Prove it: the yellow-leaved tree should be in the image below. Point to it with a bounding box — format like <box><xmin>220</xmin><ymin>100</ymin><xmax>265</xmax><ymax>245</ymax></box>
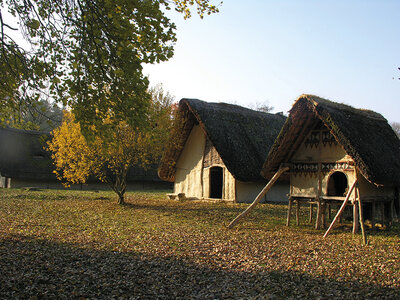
<box><xmin>48</xmin><ymin>85</ymin><xmax>174</xmax><ymax>204</ymax></box>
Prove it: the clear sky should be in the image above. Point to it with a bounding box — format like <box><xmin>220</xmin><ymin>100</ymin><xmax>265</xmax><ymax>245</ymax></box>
<box><xmin>143</xmin><ymin>0</ymin><xmax>400</xmax><ymax>122</ymax></box>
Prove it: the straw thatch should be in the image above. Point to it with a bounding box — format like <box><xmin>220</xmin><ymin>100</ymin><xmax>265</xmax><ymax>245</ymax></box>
<box><xmin>261</xmin><ymin>94</ymin><xmax>400</xmax><ymax>186</ymax></box>
<box><xmin>158</xmin><ymin>99</ymin><xmax>286</xmax><ymax>182</ymax></box>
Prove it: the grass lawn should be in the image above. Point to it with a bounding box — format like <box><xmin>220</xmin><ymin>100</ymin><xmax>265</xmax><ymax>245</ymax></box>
<box><xmin>0</xmin><ymin>188</ymin><xmax>399</xmax><ymax>299</ymax></box>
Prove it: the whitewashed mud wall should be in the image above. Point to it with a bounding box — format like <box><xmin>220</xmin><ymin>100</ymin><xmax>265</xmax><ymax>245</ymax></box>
<box><xmin>236</xmin><ymin>180</ymin><xmax>289</xmax><ymax>203</ymax></box>
<box><xmin>174</xmin><ymin>125</ymin><xmax>206</xmax><ymax>198</ymax></box>
<box><xmin>290</xmin><ymin>129</ymin><xmax>356</xmax><ymax>197</ymax></box>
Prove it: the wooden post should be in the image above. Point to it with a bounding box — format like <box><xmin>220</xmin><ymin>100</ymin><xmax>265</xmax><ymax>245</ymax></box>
<box><xmin>322</xmin><ymin>202</ymin><xmax>327</xmax><ymax>228</ymax></box>
<box><xmin>323</xmin><ymin>180</ymin><xmax>357</xmax><ymax>238</ymax></box>
<box><xmin>391</xmin><ymin>198</ymin><xmax>398</xmax><ymax>220</ymax></box>
<box><xmin>352</xmin><ymin>200</ymin><xmax>359</xmax><ymax>234</ymax></box>
<box><xmin>356</xmin><ymin>186</ymin><xmax>367</xmax><ymax>245</ymax></box>
<box><xmin>287</xmin><ymin>197</ymin><xmax>293</xmax><ymax>226</ymax></box>
<box><xmin>371</xmin><ymin>201</ymin><xmax>376</xmax><ymax>230</ymax></box>
<box><xmin>381</xmin><ymin>202</ymin><xmax>385</xmax><ymax>226</ymax></box>
<box><xmin>296</xmin><ymin>200</ymin><xmax>300</xmax><ymax>226</ymax></box>
<box><xmin>228</xmin><ymin>166</ymin><xmax>289</xmax><ymax>229</ymax></box>
<box><xmin>327</xmin><ymin>203</ymin><xmax>331</xmax><ymax>220</ymax></box>
<box><xmin>309</xmin><ymin>203</ymin><xmax>313</xmax><ymax>224</ymax></box>
<box><xmin>315</xmin><ymin>199</ymin><xmax>322</xmax><ymax>229</ymax></box>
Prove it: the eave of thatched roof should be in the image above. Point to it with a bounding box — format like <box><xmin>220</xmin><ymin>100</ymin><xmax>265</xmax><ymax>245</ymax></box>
<box><xmin>261</xmin><ymin>94</ymin><xmax>400</xmax><ymax>186</ymax></box>
<box><xmin>158</xmin><ymin>99</ymin><xmax>286</xmax><ymax>182</ymax></box>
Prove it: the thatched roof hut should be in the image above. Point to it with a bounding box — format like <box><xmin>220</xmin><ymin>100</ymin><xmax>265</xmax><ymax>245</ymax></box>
<box><xmin>261</xmin><ymin>94</ymin><xmax>400</xmax><ymax>186</ymax></box>
<box><xmin>158</xmin><ymin>99</ymin><xmax>288</xmax><ymax>202</ymax></box>
<box><xmin>259</xmin><ymin>94</ymin><xmax>400</xmax><ymax>230</ymax></box>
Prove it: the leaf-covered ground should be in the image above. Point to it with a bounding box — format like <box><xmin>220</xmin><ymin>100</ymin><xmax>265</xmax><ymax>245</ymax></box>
<box><xmin>0</xmin><ymin>189</ymin><xmax>399</xmax><ymax>299</ymax></box>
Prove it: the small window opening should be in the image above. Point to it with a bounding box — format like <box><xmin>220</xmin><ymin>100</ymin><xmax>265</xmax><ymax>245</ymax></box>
<box><xmin>327</xmin><ymin>171</ymin><xmax>348</xmax><ymax>196</ymax></box>
<box><xmin>209</xmin><ymin>166</ymin><xmax>223</xmax><ymax>199</ymax></box>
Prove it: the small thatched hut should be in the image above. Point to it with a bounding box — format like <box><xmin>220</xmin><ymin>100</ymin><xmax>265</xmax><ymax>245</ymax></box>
<box><xmin>158</xmin><ymin>99</ymin><xmax>288</xmax><ymax>202</ymax></box>
<box><xmin>261</xmin><ymin>94</ymin><xmax>400</xmax><ymax>229</ymax></box>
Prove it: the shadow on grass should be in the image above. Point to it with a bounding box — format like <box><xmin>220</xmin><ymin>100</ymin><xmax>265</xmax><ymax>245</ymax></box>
<box><xmin>1</xmin><ymin>234</ymin><xmax>398</xmax><ymax>299</ymax></box>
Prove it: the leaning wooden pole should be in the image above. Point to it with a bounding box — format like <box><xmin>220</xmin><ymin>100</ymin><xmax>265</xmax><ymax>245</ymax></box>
<box><xmin>228</xmin><ymin>166</ymin><xmax>289</xmax><ymax>229</ymax></box>
<box><xmin>356</xmin><ymin>185</ymin><xmax>368</xmax><ymax>245</ymax></box>
<box><xmin>323</xmin><ymin>179</ymin><xmax>357</xmax><ymax>238</ymax></box>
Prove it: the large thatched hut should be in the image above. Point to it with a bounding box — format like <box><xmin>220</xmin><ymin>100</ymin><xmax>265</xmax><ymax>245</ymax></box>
<box><xmin>158</xmin><ymin>99</ymin><xmax>288</xmax><ymax>202</ymax></box>
<box><xmin>0</xmin><ymin>127</ymin><xmax>170</xmax><ymax>190</ymax></box>
<box><xmin>261</xmin><ymin>95</ymin><xmax>400</xmax><ymax>229</ymax></box>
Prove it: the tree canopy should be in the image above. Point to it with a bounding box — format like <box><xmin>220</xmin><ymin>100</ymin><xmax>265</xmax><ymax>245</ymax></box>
<box><xmin>47</xmin><ymin>84</ymin><xmax>176</xmax><ymax>204</ymax></box>
<box><xmin>0</xmin><ymin>0</ymin><xmax>220</xmax><ymax>129</ymax></box>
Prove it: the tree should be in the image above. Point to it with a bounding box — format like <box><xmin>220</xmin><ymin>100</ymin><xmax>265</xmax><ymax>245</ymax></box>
<box><xmin>391</xmin><ymin>122</ymin><xmax>400</xmax><ymax>138</ymax></box>
<box><xmin>23</xmin><ymin>99</ymin><xmax>63</xmax><ymax>131</ymax></box>
<box><xmin>1</xmin><ymin>97</ymin><xmax>63</xmax><ymax>130</ymax></box>
<box><xmin>47</xmin><ymin>85</ymin><xmax>175</xmax><ymax>204</ymax></box>
<box><xmin>249</xmin><ymin>100</ymin><xmax>274</xmax><ymax>113</ymax></box>
<box><xmin>1</xmin><ymin>0</ymin><xmax>220</xmax><ymax>129</ymax></box>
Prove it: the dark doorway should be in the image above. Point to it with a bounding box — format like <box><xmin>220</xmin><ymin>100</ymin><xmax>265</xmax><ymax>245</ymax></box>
<box><xmin>210</xmin><ymin>166</ymin><xmax>223</xmax><ymax>199</ymax></box>
<box><xmin>327</xmin><ymin>171</ymin><xmax>348</xmax><ymax>196</ymax></box>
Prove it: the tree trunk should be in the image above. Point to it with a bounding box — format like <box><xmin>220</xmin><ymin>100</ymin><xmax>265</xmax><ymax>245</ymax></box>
<box><xmin>113</xmin><ymin>168</ymin><xmax>128</xmax><ymax>205</ymax></box>
<box><xmin>117</xmin><ymin>192</ymin><xmax>125</xmax><ymax>205</ymax></box>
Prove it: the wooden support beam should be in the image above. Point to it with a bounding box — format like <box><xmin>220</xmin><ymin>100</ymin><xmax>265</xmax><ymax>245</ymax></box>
<box><xmin>287</xmin><ymin>197</ymin><xmax>293</xmax><ymax>226</ymax></box>
<box><xmin>371</xmin><ymin>201</ymin><xmax>376</xmax><ymax>230</ymax></box>
<box><xmin>391</xmin><ymin>198</ymin><xmax>398</xmax><ymax>221</ymax></box>
<box><xmin>352</xmin><ymin>200</ymin><xmax>359</xmax><ymax>234</ymax></box>
<box><xmin>309</xmin><ymin>203</ymin><xmax>313</xmax><ymax>224</ymax></box>
<box><xmin>296</xmin><ymin>200</ymin><xmax>300</xmax><ymax>226</ymax></box>
<box><xmin>356</xmin><ymin>186</ymin><xmax>367</xmax><ymax>245</ymax></box>
<box><xmin>315</xmin><ymin>199</ymin><xmax>322</xmax><ymax>229</ymax></box>
<box><xmin>323</xmin><ymin>180</ymin><xmax>357</xmax><ymax>238</ymax></box>
<box><xmin>322</xmin><ymin>202</ymin><xmax>327</xmax><ymax>228</ymax></box>
<box><xmin>228</xmin><ymin>166</ymin><xmax>289</xmax><ymax>229</ymax></box>
<box><xmin>327</xmin><ymin>203</ymin><xmax>331</xmax><ymax>220</ymax></box>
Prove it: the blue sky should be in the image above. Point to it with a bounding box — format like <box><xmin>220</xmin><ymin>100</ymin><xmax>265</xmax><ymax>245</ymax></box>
<box><xmin>143</xmin><ymin>0</ymin><xmax>400</xmax><ymax>122</ymax></box>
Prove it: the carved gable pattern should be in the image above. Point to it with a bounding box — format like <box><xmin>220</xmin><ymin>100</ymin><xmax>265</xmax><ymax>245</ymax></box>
<box><xmin>321</xmin><ymin>162</ymin><xmax>353</xmax><ymax>174</ymax></box>
<box><xmin>321</xmin><ymin>130</ymin><xmax>337</xmax><ymax>146</ymax></box>
<box><xmin>304</xmin><ymin>130</ymin><xmax>337</xmax><ymax>149</ymax></box>
<box><xmin>304</xmin><ymin>130</ymin><xmax>320</xmax><ymax>148</ymax></box>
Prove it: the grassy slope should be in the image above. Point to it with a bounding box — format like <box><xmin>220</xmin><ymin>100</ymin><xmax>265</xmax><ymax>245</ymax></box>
<box><xmin>0</xmin><ymin>189</ymin><xmax>399</xmax><ymax>299</ymax></box>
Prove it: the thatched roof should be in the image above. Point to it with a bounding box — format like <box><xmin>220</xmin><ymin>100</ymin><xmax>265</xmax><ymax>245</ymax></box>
<box><xmin>158</xmin><ymin>99</ymin><xmax>286</xmax><ymax>182</ymax></box>
<box><xmin>261</xmin><ymin>94</ymin><xmax>400</xmax><ymax>186</ymax></box>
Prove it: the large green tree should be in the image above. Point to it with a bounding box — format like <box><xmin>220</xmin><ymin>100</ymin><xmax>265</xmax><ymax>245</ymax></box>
<box><xmin>0</xmin><ymin>0</ymin><xmax>220</xmax><ymax>129</ymax></box>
